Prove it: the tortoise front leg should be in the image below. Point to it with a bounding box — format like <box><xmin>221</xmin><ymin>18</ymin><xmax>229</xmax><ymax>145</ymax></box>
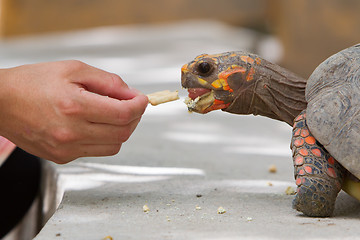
<box><xmin>291</xmin><ymin>111</ymin><xmax>346</xmax><ymax>217</ymax></box>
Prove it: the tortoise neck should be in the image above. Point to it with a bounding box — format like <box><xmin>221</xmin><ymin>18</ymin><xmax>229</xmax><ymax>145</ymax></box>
<box><xmin>225</xmin><ymin>60</ymin><xmax>307</xmax><ymax>126</ymax></box>
<box><xmin>250</xmin><ymin>61</ymin><xmax>307</xmax><ymax>126</ymax></box>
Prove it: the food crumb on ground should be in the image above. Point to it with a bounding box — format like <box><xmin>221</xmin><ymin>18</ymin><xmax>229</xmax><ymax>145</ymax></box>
<box><xmin>267</xmin><ymin>181</ymin><xmax>273</xmax><ymax>186</ymax></box>
<box><xmin>195</xmin><ymin>205</ymin><xmax>202</xmax><ymax>210</ymax></box>
<box><xmin>268</xmin><ymin>164</ymin><xmax>277</xmax><ymax>173</ymax></box>
<box><xmin>143</xmin><ymin>204</ymin><xmax>150</xmax><ymax>212</ymax></box>
<box><xmin>285</xmin><ymin>186</ymin><xmax>296</xmax><ymax>195</ymax></box>
<box><xmin>217</xmin><ymin>206</ymin><xmax>226</xmax><ymax>214</ymax></box>
<box><xmin>102</xmin><ymin>236</ymin><xmax>113</xmax><ymax>240</ymax></box>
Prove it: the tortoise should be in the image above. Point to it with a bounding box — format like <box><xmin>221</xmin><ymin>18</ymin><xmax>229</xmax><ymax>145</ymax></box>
<box><xmin>181</xmin><ymin>43</ymin><xmax>360</xmax><ymax>217</ymax></box>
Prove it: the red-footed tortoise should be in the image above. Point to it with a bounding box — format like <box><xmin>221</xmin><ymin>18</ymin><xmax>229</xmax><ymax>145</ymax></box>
<box><xmin>181</xmin><ymin>44</ymin><xmax>360</xmax><ymax>217</ymax></box>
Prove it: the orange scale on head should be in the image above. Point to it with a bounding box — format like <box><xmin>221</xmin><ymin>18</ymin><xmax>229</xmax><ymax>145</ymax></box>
<box><xmin>246</xmin><ymin>67</ymin><xmax>255</xmax><ymax>81</ymax></box>
<box><xmin>255</xmin><ymin>57</ymin><xmax>262</xmax><ymax>65</ymax></box>
<box><xmin>240</xmin><ymin>55</ymin><xmax>255</xmax><ymax>64</ymax></box>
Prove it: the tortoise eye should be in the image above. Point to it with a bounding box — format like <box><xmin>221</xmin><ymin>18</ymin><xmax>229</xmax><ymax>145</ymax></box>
<box><xmin>197</xmin><ymin>62</ymin><xmax>212</xmax><ymax>76</ymax></box>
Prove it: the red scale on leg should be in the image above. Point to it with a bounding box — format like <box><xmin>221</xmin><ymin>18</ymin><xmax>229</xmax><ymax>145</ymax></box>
<box><xmin>300</xmin><ymin>129</ymin><xmax>309</xmax><ymax>137</ymax></box>
<box><xmin>304</xmin><ymin>166</ymin><xmax>313</xmax><ymax>174</ymax></box>
<box><xmin>293</xmin><ymin>138</ymin><xmax>305</xmax><ymax>147</ymax></box>
<box><xmin>305</xmin><ymin>136</ymin><xmax>316</xmax><ymax>145</ymax></box>
<box><xmin>294</xmin><ymin>155</ymin><xmax>304</xmax><ymax>166</ymax></box>
<box><xmin>326</xmin><ymin>167</ymin><xmax>337</xmax><ymax>178</ymax></box>
<box><xmin>296</xmin><ymin>177</ymin><xmax>302</xmax><ymax>186</ymax></box>
<box><xmin>295</xmin><ymin>114</ymin><xmax>305</xmax><ymax>122</ymax></box>
<box><xmin>327</xmin><ymin>156</ymin><xmax>335</xmax><ymax>165</ymax></box>
<box><xmin>311</xmin><ymin>147</ymin><xmax>322</xmax><ymax>157</ymax></box>
<box><xmin>293</xmin><ymin>129</ymin><xmax>301</xmax><ymax>137</ymax></box>
<box><xmin>299</xmin><ymin>148</ymin><xmax>309</xmax><ymax>156</ymax></box>
<box><xmin>298</xmin><ymin>168</ymin><xmax>305</xmax><ymax>176</ymax></box>
<box><xmin>291</xmin><ymin>110</ymin><xmax>345</xmax><ymax>217</ymax></box>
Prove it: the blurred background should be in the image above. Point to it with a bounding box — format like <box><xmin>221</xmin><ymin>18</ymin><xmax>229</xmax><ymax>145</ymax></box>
<box><xmin>0</xmin><ymin>0</ymin><xmax>359</xmax><ymax>77</ymax></box>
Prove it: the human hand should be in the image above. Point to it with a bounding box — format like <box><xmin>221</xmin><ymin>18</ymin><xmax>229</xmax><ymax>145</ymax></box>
<box><xmin>0</xmin><ymin>60</ymin><xmax>148</xmax><ymax>164</ymax></box>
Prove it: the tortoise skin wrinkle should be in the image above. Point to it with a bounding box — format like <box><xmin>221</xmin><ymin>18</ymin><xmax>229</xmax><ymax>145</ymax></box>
<box><xmin>181</xmin><ymin>51</ymin><xmax>307</xmax><ymax>125</ymax></box>
<box><xmin>181</xmin><ymin>44</ymin><xmax>360</xmax><ymax>217</ymax></box>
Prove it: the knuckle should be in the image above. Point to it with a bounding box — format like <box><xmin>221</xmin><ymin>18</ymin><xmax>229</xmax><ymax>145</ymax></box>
<box><xmin>50</xmin><ymin>127</ymin><xmax>75</xmax><ymax>145</ymax></box>
<box><xmin>65</xmin><ymin>60</ymin><xmax>86</xmax><ymax>71</ymax></box>
<box><xmin>109</xmin><ymin>72</ymin><xmax>122</xmax><ymax>83</ymax></box>
<box><xmin>58</xmin><ymin>60</ymin><xmax>86</xmax><ymax>75</ymax></box>
<box><xmin>57</xmin><ymin>98</ymin><xmax>81</xmax><ymax>116</ymax></box>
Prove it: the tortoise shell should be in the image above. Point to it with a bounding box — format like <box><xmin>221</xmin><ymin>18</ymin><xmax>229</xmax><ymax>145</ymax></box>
<box><xmin>305</xmin><ymin>44</ymin><xmax>360</xmax><ymax>179</ymax></box>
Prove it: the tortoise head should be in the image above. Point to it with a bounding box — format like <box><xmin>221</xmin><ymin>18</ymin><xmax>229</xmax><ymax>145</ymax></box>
<box><xmin>181</xmin><ymin>51</ymin><xmax>262</xmax><ymax>114</ymax></box>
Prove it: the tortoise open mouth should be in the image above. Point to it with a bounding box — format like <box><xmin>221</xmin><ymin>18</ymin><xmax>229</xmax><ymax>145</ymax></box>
<box><xmin>187</xmin><ymin>88</ymin><xmax>211</xmax><ymax>100</ymax></box>
<box><xmin>184</xmin><ymin>88</ymin><xmax>231</xmax><ymax>113</ymax></box>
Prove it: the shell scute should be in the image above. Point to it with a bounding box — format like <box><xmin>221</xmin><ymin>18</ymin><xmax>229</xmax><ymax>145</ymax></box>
<box><xmin>305</xmin><ymin>44</ymin><xmax>360</xmax><ymax>178</ymax></box>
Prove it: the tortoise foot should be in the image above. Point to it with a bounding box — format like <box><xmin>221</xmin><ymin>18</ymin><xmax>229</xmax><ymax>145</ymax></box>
<box><xmin>292</xmin><ymin>177</ymin><xmax>336</xmax><ymax>217</ymax></box>
<box><xmin>291</xmin><ymin>111</ymin><xmax>345</xmax><ymax>217</ymax></box>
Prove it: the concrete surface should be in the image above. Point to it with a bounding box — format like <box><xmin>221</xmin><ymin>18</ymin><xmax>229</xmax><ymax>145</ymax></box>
<box><xmin>1</xmin><ymin>20</ymin><xmax>360</xmax><ymax>240</ymax></box>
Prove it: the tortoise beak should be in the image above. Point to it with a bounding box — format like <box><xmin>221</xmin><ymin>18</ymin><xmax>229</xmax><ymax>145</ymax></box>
<box><xmin>181</xmin><ymin>69</ymin><xmax>205</xmax><ymax>89</ymax></box>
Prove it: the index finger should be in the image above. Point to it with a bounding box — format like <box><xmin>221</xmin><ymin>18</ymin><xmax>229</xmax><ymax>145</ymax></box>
<box><xmin>69</xmin><ymin>62</ymin><xmax>139</xmax><ymax>100</ymax></box>
<box><xmin>80</xmin><ymin>90</ymin><xmax>149</xmax><ymax>125</ymax></box>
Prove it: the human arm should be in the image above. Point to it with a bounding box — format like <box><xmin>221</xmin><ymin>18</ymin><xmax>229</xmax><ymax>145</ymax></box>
<box><xmin>0</xmin><ymin>60</ymin><xmax>148</xmax><ymax>164</ymax></box>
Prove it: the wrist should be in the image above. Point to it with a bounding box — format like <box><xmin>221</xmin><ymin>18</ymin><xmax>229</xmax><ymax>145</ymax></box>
<box><xmin>0</xmin><ymin>68</ymin><xmax>14</xmax><ymax>136</ymax></box>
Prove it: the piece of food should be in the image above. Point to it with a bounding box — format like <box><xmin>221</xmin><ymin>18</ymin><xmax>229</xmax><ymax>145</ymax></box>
<box><xmin>102</xmin><ymin>236</ymin><xmax>113</xmax><ymax>240</ymax></box>
<box><xmin>143</xmin><ymin>204</ymin><xmax>150</xmax><ymax>212</ymax></box>
<box><xmin>217</xmin><ymin>206</ymin><xmax>226</xmax><ymax>214</ymax></box>
<box><xmin>268</xmin><ymin>164</ymin><xmax>277</xmax><ymax>173</ymax></box>
<box><xmin>147</xmin><ymin>90</ymin><xmax>179</xmax><ymax>106</ymax></box>
<box><xmin>184</xmin><ymin>90</ymin><xmax>216</xmax><ymax>113</ymax></box>
<box><xmin>285</xmin><ymin>186</ymin><xmax>296</xmax><ymax>195</ymax></box>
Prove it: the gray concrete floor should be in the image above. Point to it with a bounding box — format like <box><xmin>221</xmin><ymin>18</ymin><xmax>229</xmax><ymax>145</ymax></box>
<box><xmin>1</xmin><ymin>20</ymin><xmax>360</xmax><ymax>240</ymax></box>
